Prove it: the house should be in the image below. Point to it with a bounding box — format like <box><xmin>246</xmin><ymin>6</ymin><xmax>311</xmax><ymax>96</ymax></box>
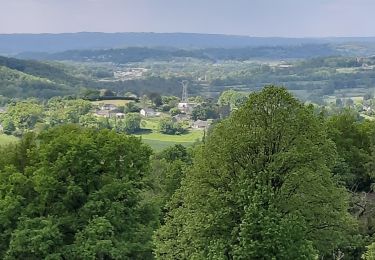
<box><xmin>95</xmin><ymin>110</ymin><xmax>113</xmax><ymax>118</ymax></box>
<box><xmin>192</xmin><ymin>120</ymin><xmax>210</xmax><ymax>129</ymax></box>
<box><xmin>0</xmin><ymin>107</ymin><xmax>7</xmax><ymax>113</ymax></box>
<box><xmin>115</xmin><ymin>113</ymin><xmax>126</xmax><ymax>118</ymax></box>
<box><xmin>140</xmin><ymin>108</ymin><xmax>156</xmax><ymax>117</ymax></box>
<box><xmin>100</xmin><ymin>104</ymin><xmax>118</xmax><ymax>111</ymax></box>
<box><xmin>127</xmin><ymin>94</ymin><xmax>138</xmax><ymax>99</ymax></box>
<box><xmin>178</xmin><ymin>102</ymin><xmax>196</xmax><ymax>114</ymax></box>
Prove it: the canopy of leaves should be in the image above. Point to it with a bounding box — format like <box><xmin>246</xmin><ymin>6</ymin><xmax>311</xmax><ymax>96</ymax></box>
<box><xmin>154</xmin><ymin>86</ymin><xmax>356</xmax><ymax>259</ymax></box>
<box><xmin>158</xmin><ymin>117</ymin><xmax>186</xmax><ymax>135</ymax></box>
<box><xmin>0</xmin><ymin>125</ymin><xmax>156</xmax><ymax>259</ymax></box>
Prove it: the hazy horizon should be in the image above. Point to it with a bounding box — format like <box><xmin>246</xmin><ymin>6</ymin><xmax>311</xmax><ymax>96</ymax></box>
<box><xmin>1</xmin><ymin>31</ymin><xmax>375</xmax><ymax>39</ymax></box>
<box><xmin>1</xmin><ymin>0</ymin><xmax>375</xmax><ymax>37</ymax></box>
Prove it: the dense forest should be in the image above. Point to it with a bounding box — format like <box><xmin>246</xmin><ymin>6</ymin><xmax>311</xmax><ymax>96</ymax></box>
<box><xmin>0</xmin><ymin>86</ymin><xmax>374</xmax><ymax>259</ymax></box>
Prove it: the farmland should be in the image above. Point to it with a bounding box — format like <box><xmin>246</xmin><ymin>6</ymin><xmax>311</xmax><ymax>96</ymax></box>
<box><xmin>90</xmin><ymin>99</ymin><xmax>132</xmax><ymax>106</ymax></box>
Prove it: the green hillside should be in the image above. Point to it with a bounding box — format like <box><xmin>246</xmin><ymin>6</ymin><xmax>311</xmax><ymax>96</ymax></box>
<box><xmin>0</xmin><ymin>56</ymin><xmax>89</xmax><ymax>99</ymax></box>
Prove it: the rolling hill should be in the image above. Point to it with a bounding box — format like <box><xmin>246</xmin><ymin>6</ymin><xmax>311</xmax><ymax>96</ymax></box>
<box><xmin>0</xmin><ymin>56</ymin><xmax>89</xmax><ymax>98</ymax></box>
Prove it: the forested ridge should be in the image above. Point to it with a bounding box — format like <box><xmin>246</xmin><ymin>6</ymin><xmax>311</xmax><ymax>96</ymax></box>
<box><xmin>0</xmin><ymin>56</ymin><xmax>90</xmax><ymax>99</ymax></box>
<box><xmin>17</xmin><ymin>45</ymin><xmax>340</xmax><ymax>62</ymax></box>
<box><xmin>0</xmin><ymin>86</ymin><xmax>374</xmax><ymax>259</ymax></box>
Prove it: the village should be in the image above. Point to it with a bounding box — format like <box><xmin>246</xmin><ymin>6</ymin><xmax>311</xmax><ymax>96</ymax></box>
<box><xmin>93</xmin><ymin>81</ymin><xmax>213</xmax><ymax>131</ymax></box>
<box><xmin>93</xmin><ymin>98</ymin><xmax>211</xmax><ymax>129</ymax></box>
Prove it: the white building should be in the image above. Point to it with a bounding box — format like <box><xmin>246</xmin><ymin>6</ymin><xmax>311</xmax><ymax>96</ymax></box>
<box><xmin>192</xmin><ymin>120</ymin><xmax>210</xmax><ymax>129</ymax></box>
<box><xmin>116</xmin><ymin>113</ymin><xmax>126</xmax><ymax>118</ymax></box>
<box><xmin>100</xmin><ymin>104</ymin><xmax>118</xmax><ymax>111</ymax></box>
<box><xmin>178</xmin><ymin>102</ymin><xmax>196</xmax><ymax>114</ymax></box>
<box><xmin>140</xmin><ymin>108</ymin><xmax>156</xmax><ymax>117</ymax></box>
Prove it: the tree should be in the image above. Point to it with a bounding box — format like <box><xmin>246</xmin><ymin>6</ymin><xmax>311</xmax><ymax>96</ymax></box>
<box><xmin>5</xmin><ymin>217</ymin><xmax>63</xmax><ymax>260</ymax></box>
<box><xmin>1</xmin><ymin>118</ymin><xmax>15</xmax><ymax>135</ymax></box>
<box><xmin>326</xmin><ymin>111</ymin><xmax>375</xmax><ymax>191</ymax></box>
<box><xmin>0</xmin><ymin>125</ymin><xmax>157</xmax><ymax>259</ymax></box>
<box><xmin>100</xmin><ymin>89</ymin><xmax>115</xmax><ymax>97</ymax></box>
<box><xmin>363</xmin><ymin>242</ymin><xmax>375</xmax><ymax>259</ymax></box>
<box><xmin>81</xmin><ymin>89</ymin><xmax>100</xmax><ymax>100</ymax></box>
<box><xmin>117</xmin><ymin>113</ymin><xmax>142</xmax><ymax>134</ymax></box>
<box><xmin>148</xmin><ymin>145</ymin><xmax>192</xmax><ymax>223</ymax></box>
<box><xmin>0</xmin><ymin>101</ymin><xmax>43</xmax><ymax>132</ymax></box>
<box><xmin>154</xmin><ymin>86</ymin><xmax>355</xmax><ymax>259</ymax></box>
<box><xmin>45</xmin><ymin>98</ymin><xmax>92</xmax><ymax>126</ymax></box>
<box><xmin>79</xmin><ymin>114</ymin><xmax>100</xmax><ymax>129</ymax></box>
<box><xmin>158</xmin><ymin>117</ymin><xmax>186</xmax><ymax>135</ymax></box>
<box><xmin>162</xmin><ymin>96</ymin><xmax>180</xmax><ymax>107</ymax></box>
<box><xmin>149</xmin><ymin>93</ymin><xmax>163</xmax><ymax>107</ymax></box>
<box><xmin>140</xmin><ymin>95</ymin><xmax>152</xmax><ymax>109</ymax></box>
<box><xmin>124</xmin><ymin>102</ymin><xmax>141</xmax><ymax>113</ymax></box>
<box><xmin>191</xmin><ymin>103</ymin><xmax>219</xmax><ymax>121</ymax></box>
<box><xmin>218</xmin><ymin>89</ymin><xmax>248</xmax><ymax>110</ymax></box>
<box><xmin>169</xmin><ymin>107</ymin><xmax>181</xmax><ymax>116</ymax></box>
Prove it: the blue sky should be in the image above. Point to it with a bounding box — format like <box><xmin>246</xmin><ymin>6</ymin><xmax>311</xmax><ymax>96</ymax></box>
<box><xmin>0</xmin><ymin>0</ymin><xmax>374</xmax><ymax>37</ymax></box>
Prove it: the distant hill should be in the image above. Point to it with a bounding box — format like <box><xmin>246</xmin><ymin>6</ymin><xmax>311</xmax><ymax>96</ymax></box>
<box><xmin>17</xmin><ymin>47</ymin><xmax>210</xmax><ymax>62</ymax></box>
<box><xmin>0</xmin><ymin>56</ymin><xmax>88</xmax><ymax>98</ymax></box>
<box><xmin>2</xmin><ymin>32</ymin><xmax>375</xmax><ymax>54</ymax></box>
<box><xmin>0</xmin><ymin>56</ymin><xmax>192</xmax><ymax>99</ymax></box>
<box><xmin>16</xmin><ymin>45</ymin><xmax>341</xmax><ymax>63</ymax></box>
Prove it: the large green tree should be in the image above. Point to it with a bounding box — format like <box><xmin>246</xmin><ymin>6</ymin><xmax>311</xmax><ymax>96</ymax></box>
<box><xmin>154</xmin><ymin>86</ymin><xmax>356</xmax><ymax>259</ymax></box>
<box><xmin>0</xmin><ymin>125</ymin><xmax>157</xmax><ymax>259</ymax></box>
<box><xmin>326</xmin><ymin>111</ymin><xmax>375</xmax><ymax>191</ymax></box>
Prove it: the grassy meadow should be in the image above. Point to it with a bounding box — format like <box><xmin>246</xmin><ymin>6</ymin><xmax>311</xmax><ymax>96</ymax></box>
<box><xmin>91</xmin><ymin>99</ymin><xmax>132</xmax><ymax>106</ymax></box>
<box><xmin>137</xmin><ymin>117</ymin><xmax>204</xmax><ymax>151</ymax></box>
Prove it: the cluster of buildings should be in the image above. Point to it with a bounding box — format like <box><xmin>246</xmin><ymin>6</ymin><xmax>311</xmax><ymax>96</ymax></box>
<box><xmin>113</xmin><ymin>68</ymin><xmax>148</xmax><ymax>81</ymax></box>
<box><xmin>94</xmin><ymin>104</ymin><xmax>125</xmax><ymax>118</ymax></box>
<box><xmin>94</xmin><ymin>101</ymin><xmax>211</xmax><ymax>130</ymax></box>
<box><xmin>94</xmin><ymin>81</ymin><xmax>212</xmax><ymax>130</ymax></box>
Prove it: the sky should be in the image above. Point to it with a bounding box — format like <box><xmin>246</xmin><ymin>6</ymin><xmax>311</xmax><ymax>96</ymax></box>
<box><xmin>0</xmin><ymin>0</ymin><xmax>374</xmax><ymax>37</ymax></box>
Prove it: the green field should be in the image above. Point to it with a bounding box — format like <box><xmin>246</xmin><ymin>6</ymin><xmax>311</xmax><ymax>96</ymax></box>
<box><xmin>91</xmin><ymin>99</ymin><xmax>133</xmax><ymax>106</ymax></box>
<box><xmin>137</xmin><ymin>118</ymin><xmax>204</xmax><ymax>151</ymax></box>
<box><xmin>0</xmin><ymin>134</ymin><xmax>18</xmax><ymax>146</ymax></box>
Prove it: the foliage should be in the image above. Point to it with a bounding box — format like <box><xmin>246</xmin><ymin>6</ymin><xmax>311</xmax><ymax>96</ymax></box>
<box><xmin>0</xmin><ymin>125</ymin><xmax>157</xmax><ymax>259</ymax></box>
<box><xmin>148</xmin><ymin>93</ymin><xmax>163</xmax><ymax>107</ymax></box>
<box><xmin>154</xmin><ymin>86</ymin><xmax>356</xmax><ymax>259</ymax></box>
<box><xmin>326</xmin><ymin>111</ymin><xmax>375</xmax><ymax>191</ymax></box>
<box><xmin>363</xmin><ymin>242</ymin><xmax>375</xmax><ymax>260</ymax></box>
<box><xmin>117</xmin><ymin>113</ymin><xmax>142</xmax><ymax>134</ymax></box>
<box><xmin>169</xmin><ymin>108</ymin><xmax>181</xmax><ymax>116</ymax></box>
<box><xmin>191</xmin><ymin>102</ymin><xmax>219</xmax><ymax>121</ymax></box>
<box><xmin>158</xmin><ymin>117</ymin><xmax>186</xmax><ymax>135</ymax></box>
<box><xmin>218</xmin><ymin>89</ymin><xmax>248</xmax><ymax>110</ymax></box>
<box><xmin>0</xmin><ymin>56</ymin><xmax>90</xmax><ymax>99</ymax></box>
<box><xmin>147</xmin><ymin>145</ymin><xmax>193</xmax><ymax>225</ymax></box>
<box><xmin>0</xmin><ymin>100</ymin><xmax>43</xmax><ymax>134</ymax></box>
<box><xmin>124</xmin><ymin>102</ymin><xmax>141</xmax><ymax>113</ymax></box>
